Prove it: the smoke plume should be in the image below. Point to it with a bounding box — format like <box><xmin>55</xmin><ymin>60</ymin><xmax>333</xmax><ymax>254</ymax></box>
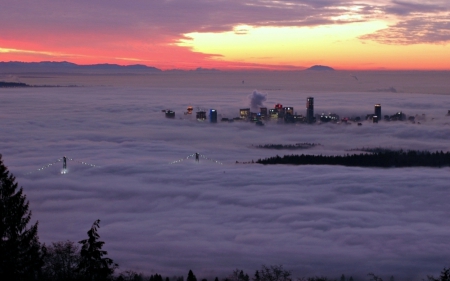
<box><xmin>248</xmin><ymin>90</ymin><xmax>267</xmax><ymax>112</ymax></box>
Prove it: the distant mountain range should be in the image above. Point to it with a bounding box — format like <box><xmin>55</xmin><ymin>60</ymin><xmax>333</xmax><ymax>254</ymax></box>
<box><xmin>0</xmin><ymin>61</ymin><xmax>162</xmax><ymax>72</ymax></box>
<box><xmin>0</xmin><ymin>61</ymin><xmax>332</xmax><ymax>72</ymax></box>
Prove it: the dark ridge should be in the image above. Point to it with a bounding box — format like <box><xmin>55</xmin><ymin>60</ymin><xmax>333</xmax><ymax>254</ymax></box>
<box><xmin>0</xmin><ymin>61</ymin><xmax>162</xmax><ymax>72</ymax></box>
<box><xmin>305</xmin><ymin>65</ymin><xmax>335</xmax><ymax>71</ymax></box>
<box><xmin>194</xmin><ymin>67</ymin><xmax>220</xmax><ymax>72</ymax></box>
<box><xmin>0</xmin><ymin>81</ymin><xmax>79</xmax><ymax>88</ymax></box>
<box><xmin>0</xmin><ymin>81</ymin><xmax>30</xmax><ymax>87</ymax></box>
<box><xmin>257</xmin><ymin>150</ymin><xmax>450</xmax><ymax>168</ymax></box>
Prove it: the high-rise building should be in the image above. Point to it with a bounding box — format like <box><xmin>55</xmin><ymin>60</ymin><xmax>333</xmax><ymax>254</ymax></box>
<box><xmin>260</xmin><ymin>107</ymin><xmax>267</xmax><ymax>119</ymax></box>
<box><xmin>306</xmin><ymin>97</ymin><xmax>314</xmax><ymax>123</ymax></box>
<box><xmin>210</xmin><ymin>109</ymin><xmax>217</xmax><ymax>123</ymax></box>
<box><xmin>275</xmin><ymin>104</ymin><xmax>284</xmax><ymax>118</ymax></box>
<box><xmin>374</xmin><ymin>104</ymin><xmax>381</xmax><ymax>122</ymax></box>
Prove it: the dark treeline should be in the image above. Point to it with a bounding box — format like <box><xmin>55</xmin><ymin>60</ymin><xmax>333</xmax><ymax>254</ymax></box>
<box><xmin>257</xmin><ymin>150</ymin><xmax>450</xmax><ymax>168</ymax></box>
<box><xmin>0</xmin><ymin>81</ymin><xmax>30</xmax><ymax>87</ymax></box>
<box><xmin>253</xmin><ymin>143</ymin><xmax>321</xmax><ymax>150</ymax></box>
<box><xmin>2</xmin><ymin>154</ymin><xmax>450</xmax><ymax>281</ymax></box>
<box><xmin>0</xmin><ymin>81</ymin><xmax>79</xmax><ymax>88</ymax></box>
<box><xmin>345</xmin><ymin>147</ymin><xmax>400</xmax><ymax>153</ymax></box>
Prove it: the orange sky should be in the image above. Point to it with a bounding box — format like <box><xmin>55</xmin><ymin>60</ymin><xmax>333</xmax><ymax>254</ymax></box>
<box><xmin>1</xmin><ymin>1</ymin><xmax>449</xmax><ymax>70</ymax></box>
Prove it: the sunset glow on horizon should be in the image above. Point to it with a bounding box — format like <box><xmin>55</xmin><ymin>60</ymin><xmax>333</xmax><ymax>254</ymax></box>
<box><xmin>1</xmin><ymin>0</ymin><xmax>450</xmax><ymax>70</ymax></box>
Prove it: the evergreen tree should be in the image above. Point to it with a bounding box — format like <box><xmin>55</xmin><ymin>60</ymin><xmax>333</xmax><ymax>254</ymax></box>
<box><xmin>78</xmin><ymin>219</ymin><xmax>117</xmax><ymax>281</ymax></box>
<box><xmin>187</xmin><ymin>270</ymin><xmax>197</xmax><ymax>281</ymax></box>
<box><xmin>428</xmin><ymin>267</ymin><xmax>450</xmax><ymax>281</ymax></box>
<box><xmin>0</xmin><ymin>154</ymin><xmax>42</xmax><ymax>280</ymax></box>
<box><xmin>253</xmin><ymin>271</ymin><xmax>261</xmax><ymax>281</ymax></box>
<box><xmin>367</xmin><ymin>273</ymin><xmax>382</xmax><ymax>281</ymax></box>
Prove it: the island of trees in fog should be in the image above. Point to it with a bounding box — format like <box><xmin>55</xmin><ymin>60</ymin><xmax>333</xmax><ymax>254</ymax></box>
<box><xmin>256</xmin><ymin>150</ymin><xmax>450</xmax><ymax>168</ymax></box>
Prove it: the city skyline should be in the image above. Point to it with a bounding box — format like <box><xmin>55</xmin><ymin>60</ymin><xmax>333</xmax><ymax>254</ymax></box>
<box><xmin>1</xmin><ymin>0</ymin><xmax>450</xmax><ymax>70</ymax></box>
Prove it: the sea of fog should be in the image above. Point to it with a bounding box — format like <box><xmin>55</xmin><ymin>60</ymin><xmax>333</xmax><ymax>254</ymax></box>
<box><xmin>1</xmin><ymin>71</ymin><xmax>450</xmax><ymax>280</ymax></box>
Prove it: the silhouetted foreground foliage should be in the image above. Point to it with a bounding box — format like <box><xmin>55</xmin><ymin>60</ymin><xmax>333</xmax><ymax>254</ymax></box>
<box><xmin>257</xmin><ymin>150</ymin><xmax>450</xmax><ymax>167</ymax></box>
<box><xmin>0</xmin><ymin>154</ymin><xmax>42</xmax><ymax>280</ymax></box>
<box><xmin>428</xmin><ymin>267</ymin><xmax>450</xmax><ymax>281</ymax></box>
<box><xmin>78</xmin><ymin>219</ymin><xmax>118</xmax><ymax>280</ymax></box>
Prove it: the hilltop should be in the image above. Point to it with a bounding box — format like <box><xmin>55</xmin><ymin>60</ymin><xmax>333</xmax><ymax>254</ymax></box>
<box><xmin>305</xmin><ymin>65</ymin><xmax>335</xmax><ymax>71</ymax></box>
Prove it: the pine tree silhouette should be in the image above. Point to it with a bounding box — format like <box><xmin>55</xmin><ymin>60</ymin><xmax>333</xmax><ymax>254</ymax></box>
<box><xmin>0</xmin><ymin>154</ymin><xmax>42</xmax><ymax>280</ymax></box>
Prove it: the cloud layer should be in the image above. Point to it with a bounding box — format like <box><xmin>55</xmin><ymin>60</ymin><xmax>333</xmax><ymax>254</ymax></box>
<box><xmin>1</xmin><ymin>71</ymin><xmax>450</xmax><ymax>279</ymax></box>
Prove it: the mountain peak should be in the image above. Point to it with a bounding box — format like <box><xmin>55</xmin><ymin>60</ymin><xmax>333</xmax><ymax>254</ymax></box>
<box><xmin>305</xmin><ymin>65</ymin><xmax>335</xmax><ymax>71</ymax></box>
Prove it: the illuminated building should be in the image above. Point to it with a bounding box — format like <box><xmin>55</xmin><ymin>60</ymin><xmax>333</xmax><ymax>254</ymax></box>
<box><xmin>274</xmin><ymin>104</ymin><xmax>284</xmax><ymax>118</ymax></box>
<box><xmin>282</xmin><ymin>107</ymin><xmax>294</xmax><ymax>122</ymax></box>
<box><xmin>196</xmin><ymin>111</ymin><xmax>206</xmax><ymax>121</ymax></box>
<box><xmin>165</xmin><ymin>110</ymin><xmax>175</xmax><ymax>118</ymax></box>
<box><xmin>366</xmin><ymin>114</ymin><xmax>375</xmax><ymax>121</ymax></box>
<box><xmin>293</xmin><ymin>115</ymin><xmax>306</xmax><ymax>123</ymax></box>
<box><xmin>269</xmin><ymin>109</ymin><xmax>278</xmax><ymax>119</ymax></box>
<box><xmin>390</xmin><ymin>111</ymin><xmax>406</xmax><ymax>121</ymax></box>
<box><xmin>374</xmin><ymin>104</ymin><xmax>381</xmax><ymax>122</ymax></box>
<box><xmin>240</xmin><ymin>108</ymin><xmax>250</xmax><ymax>120</ymax></box>
<box><xmin>306</xmin><ymin>97</ymin><xmax>314</xmax><ymax>123</ymax></box>
<box><xmin>284</xmin><ymin>107</ymin><xmax>294</xmax><ymax>116</ymax></box>
<box><xmin>210</xmin><ymin>109</ymin><xmax>217</xmax><ymax>123</ymax></box>
<box><xmin>320</xmin><ymin>113</ymin><xmax>340</xmax><ymax>122</ymax></box>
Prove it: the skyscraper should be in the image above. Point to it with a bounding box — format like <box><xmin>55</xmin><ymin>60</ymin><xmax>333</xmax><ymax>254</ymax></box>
<box><xmin>260</xmin><ymin>107</ymin><xmax>267</xmax><ymax>119</ymax></box>
<box><xmin>306</xmin><ymin>97</ymin><xmax>314</xmax><ymax>123</ymax></box>
<box><xmin>374</xmin><ymin>104</ymin><xmax>381</xmax><ymax>122</ymax></box>
<box><xmin>210</xmin><ymin>109</ymin><xmax>217</xmax><ymax>123</ymax></box>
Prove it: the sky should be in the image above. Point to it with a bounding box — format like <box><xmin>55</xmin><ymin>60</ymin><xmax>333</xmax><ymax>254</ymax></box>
<box><xmin>1</xmin><ymin>72</ymin><xmax>450</xmax><ymax>279</ymax></box>
<box><xmin>1</xmin><ymin>0</ymin><xmax>450</xmax><ymax>70</ymax></box>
